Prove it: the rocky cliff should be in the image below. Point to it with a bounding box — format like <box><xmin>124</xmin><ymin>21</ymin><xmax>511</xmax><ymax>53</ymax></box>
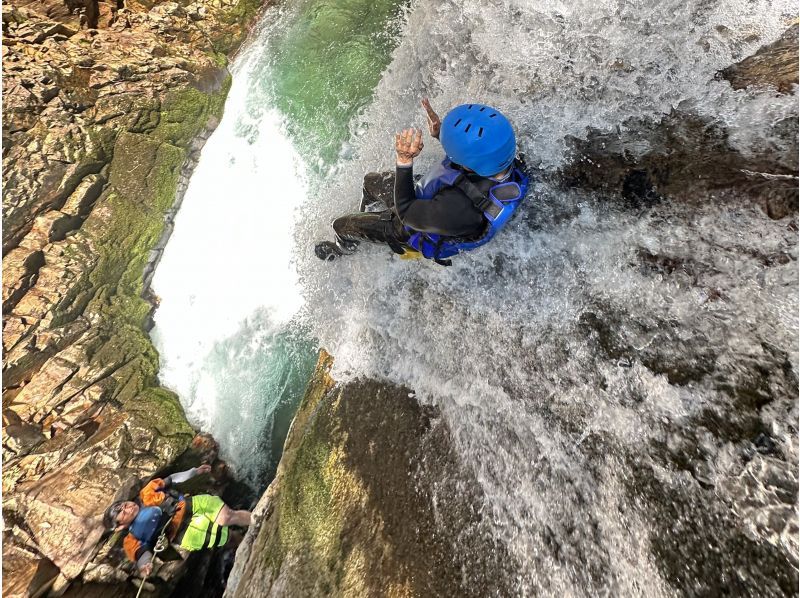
<box><xmin>226</xmin><ymin>353</ymin><xmax>518</xmax><ymax>597</ymax></box>
<box><xmin>2</xmin><ymin>0</ymin><xmax>264</xmax><ymax>595</ymax></box>
<box><xmin>225</xmin><ymin>28</ymin><xmax>798</xmax><ymax>598</ymax></box>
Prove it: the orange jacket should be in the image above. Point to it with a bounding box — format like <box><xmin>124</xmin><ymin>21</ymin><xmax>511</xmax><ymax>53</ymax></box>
<box><xmin>122</xmin><ymin>478</ymin><xmax>189</xmax><ymax>564</ymax></box>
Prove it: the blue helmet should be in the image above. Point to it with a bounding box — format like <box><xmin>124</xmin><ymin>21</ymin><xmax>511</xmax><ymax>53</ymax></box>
<box><xmin>439</xmin><ymin>104</ymin><xmax>516</xmax><ymax>177</ymax></box>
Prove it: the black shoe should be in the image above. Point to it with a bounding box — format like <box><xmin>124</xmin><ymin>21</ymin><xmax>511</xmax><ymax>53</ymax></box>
<box><xmin>315</xmin><ymin>241</ymin><xmax>344</xmax><ymax>261</ymax></box>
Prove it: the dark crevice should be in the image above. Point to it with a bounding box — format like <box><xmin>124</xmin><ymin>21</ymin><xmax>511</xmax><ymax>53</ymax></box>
<box><xmin>3</xmin><ymin>251</ymin><xmax>45</xmax><ymax>315</ymax></box>
<box><xmin>3</xmin><ymin>161</ymin><xmax>107</xmax><ymax>255</ymax></box>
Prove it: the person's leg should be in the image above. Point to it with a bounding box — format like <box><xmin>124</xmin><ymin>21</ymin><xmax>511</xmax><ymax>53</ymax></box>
<box><xmin>214</xmin><ymin>504</ymin><xmax>252</xmax><ymax>527</ymax></box>
<box><xmin>226</xmin><ymin>529</ymin><xmax>244</xmax><ymax>549</ymax></box>
<box><xmin>334</xmin><ymin>211</ymin><xmax>410</xmax><ymax>254</ymax></box>
<box><xmin>316</xmin><ymin>208</ymin><xmax>410</xmax><ymax>261</ymax></box>
<box><xmin>361</xmin><ymin>171</ymin><xmax>396</xmax><ymax>210</ymax></box>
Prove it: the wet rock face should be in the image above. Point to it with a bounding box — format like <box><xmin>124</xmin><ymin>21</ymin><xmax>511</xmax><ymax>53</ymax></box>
<box><xmin>226</xmin><ymin>353</ymin><xmax>518</xmax><ymax>598</ymax></box>
<box><xmin>2</xmin><ymin>0</ymin><xmax>263</xmax><ymax>595</ymax></box>
<box><xmin>559</xmin><ymin>108</ymin><xmax>798</xmax><ymax>220</ymax></box>
<box><xmin>558</xmin><ymin>25</ymin><xmax>798</xmax><ymax>221</ymax></box>
<box><xmin>719</xmin><ymin>24</ymin><xmax>799</xmax><ymax>94</ymax></box>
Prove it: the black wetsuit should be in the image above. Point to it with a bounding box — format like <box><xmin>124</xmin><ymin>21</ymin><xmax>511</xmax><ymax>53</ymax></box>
<box><xmin>332</xmin><ymin>163</ymin><xmax>496</xmax><ymax>254</ymax></box>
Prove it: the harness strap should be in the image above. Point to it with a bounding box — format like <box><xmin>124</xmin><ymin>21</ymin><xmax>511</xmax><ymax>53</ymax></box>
<box><xmin>453</xmin><ymin>175</ymin><xmax>495</xmax><ymax>215</ymax></box>
<box><xmin>202</xmin><ymin>521</ymin><xmax>214</xmax><ymax>549</ymax></box>
<box><xmin>211</xmin><ymin>524</ymin><xmax>222</xmax><ymax>548</ymax></box>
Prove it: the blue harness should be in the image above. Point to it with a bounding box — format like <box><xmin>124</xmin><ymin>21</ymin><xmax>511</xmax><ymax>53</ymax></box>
<box><xmin>129</xmin><ymin>506</ymin><xmax>165</xmax><ymax>549</ymax></box>
<box><xmin>405</xmin><ymin>158</ymin><xmax>529</xmax><ymax>261</ymax></box>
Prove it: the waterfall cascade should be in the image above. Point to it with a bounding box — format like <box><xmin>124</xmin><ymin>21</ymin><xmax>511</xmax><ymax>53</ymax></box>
<box><xmin>154</xmin><ymin>0</ymin><xmax>797</xmax><ymax>592</ymax></box>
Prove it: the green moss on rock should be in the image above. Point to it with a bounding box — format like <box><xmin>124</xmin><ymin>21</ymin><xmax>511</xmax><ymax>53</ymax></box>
<box><xmin>152</xmin><ymin>78</ymin><xmax>232</xmax><ymax>147</ymax></box>
<box><xmin>49</xmin><ymin>74</ymin><xmax>235</xmax><ymax>463</ymax></box>
<box><xmin>126</xmin><ymin>386</ymin><xmax>194</xmax><ymax>441</ymax></box>
<box><xmin>231</xmin><ymin>352</ymin><xmax>519</xmax><ymax>598</ymax></box>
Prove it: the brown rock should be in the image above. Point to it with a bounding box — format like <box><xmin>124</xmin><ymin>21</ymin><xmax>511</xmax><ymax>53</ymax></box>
<box><xmin>3</xmin><ymin>410</ymin><xmax>46</xmax><ymax>456</ymax></box>
<box><xmin>2</xmin><ymin>0</ymin><xmax>264</xmax><ymax>592</ymax></box>
<box><xmin>96</xmin><ymin>3</ymin><xmax>116</xmax><ymax>29</ymax></box>
<box><xmin>8</xmin><ymin>357</ymin><xmax>79</xmax><ymax>424</ymax></box>
<box><xmin>228</xmin><ymin>353</ymin><xmax>517</xmax><ymax>598</ymax></box>
<box><xmin>2</xmin><ymin>543</ymin><xmax>61</xmax><ymax>598</ymax></box>
<box><xmin>2</xmin><ymin>246</ymin><xmax>45</xmax><ymax>314</ymax></box>
<box><xmin>718</xmin><ymin>24</ymin><xmax>799</xmax><ymax>94</ymax></box>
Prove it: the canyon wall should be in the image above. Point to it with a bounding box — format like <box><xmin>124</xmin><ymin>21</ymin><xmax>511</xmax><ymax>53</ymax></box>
<box><xmin>2</xmin><ymin>0</ymin><xmax>265</xmax><ymax>594</ymax></box>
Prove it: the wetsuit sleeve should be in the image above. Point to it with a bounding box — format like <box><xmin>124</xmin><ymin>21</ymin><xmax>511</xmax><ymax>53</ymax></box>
<box><xmin>136</xmin><ymin>550</ymin><xmax>154</xmax><ymax>570</ymax></box>
<box><xmin>392</xmin><ymin>164</ymin><xmax>415</xmax><ymax>221</ymax></box>
<box><xmin>123</xmin><ymin>533</ymin><xmax>152</xmax><ymax>567</ymax></box>
<box><xmin>140</xmin><ymin>479</ymin><xmax>168</xmax><ymax>507</ymax></box>
<box><xmin>163</xmin><ymin>467</ymin><xmax>198</xmax><ymax>486</ymax></box>
<box><xmin>393</xmin><ymin>165</ymin><xmax>484</xmax><ymax>236</ymax></box>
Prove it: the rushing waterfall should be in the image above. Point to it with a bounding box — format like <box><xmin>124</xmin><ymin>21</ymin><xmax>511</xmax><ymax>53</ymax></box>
<box><xmin>295</xmin><ymin>0</ymin><xmax>797</xmax><ymax>594</ymax></box>
<box><xmin>151</xmin><ymin>0</ymin><xmax>411</xmax><ymax>487</ymax></box>
<box><xmin>155</xmin><ymin>0</ymin><xmax>796</xmax><ymax>593</ymax></box>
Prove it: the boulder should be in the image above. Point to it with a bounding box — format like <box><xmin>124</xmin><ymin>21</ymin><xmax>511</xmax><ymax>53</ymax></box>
<box><xmin>226</xmin><ymin>353</ymin><xmax>517</xmax><ymax>597</ymax></box>
<box><xmin>718</xmin><ymin>24</ymin><xmax>799</xmax><ymax>94</ymax></box>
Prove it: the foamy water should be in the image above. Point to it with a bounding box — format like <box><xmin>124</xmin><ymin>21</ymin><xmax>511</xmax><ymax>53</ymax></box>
<box><xmin>296</xmin><ymin>0</ymin><xmax>797</xmax><ymax>593</ymax></box>
<box><xmin>150</xmin><ymin>20</ymin><xmax>312</xmax><ymax>484</ymax></box>
<box><xmin>156</xmin><ymin>0</ymin><xmax>797</xmax><ymax>592</ymax></box>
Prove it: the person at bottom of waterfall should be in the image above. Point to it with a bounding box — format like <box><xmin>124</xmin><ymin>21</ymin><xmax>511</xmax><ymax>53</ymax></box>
<box><xmin>315</xmin><ymin>98</ymin><xmax>530</xmax><ymax>265</ymax></box>
<box><xmin>103</xmin><ymin>464</ymin><xmax>253</xmax><ymax>577</ymax></box>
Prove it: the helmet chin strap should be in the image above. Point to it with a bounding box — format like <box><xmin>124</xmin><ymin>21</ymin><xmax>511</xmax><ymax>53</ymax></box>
<box><xmin>448</xmin><ymin>158</ymin><xmax>512</xmax><ymax>179</ymax></box>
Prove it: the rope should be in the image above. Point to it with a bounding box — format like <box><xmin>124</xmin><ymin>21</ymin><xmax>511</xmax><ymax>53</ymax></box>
<box><xmin>133</xmin><ymin>521</ymin><xmax>171</xmax><ymax>598</ymax></box>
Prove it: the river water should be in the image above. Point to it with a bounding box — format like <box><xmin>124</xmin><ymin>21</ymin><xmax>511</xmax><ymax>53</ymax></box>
<box><xmin>151</xmin><ymin>0</ymin><xmax>411</xmax><ymax>487</ymax></box>
<box><xmin>153</xmin><ymin>0</ymin><xmax>798</xmax><ymax>594</ymax></box>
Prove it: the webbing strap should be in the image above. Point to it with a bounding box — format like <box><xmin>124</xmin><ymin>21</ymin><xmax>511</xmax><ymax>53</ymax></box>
<box><xmin>453</xmin><ymin>174</ymin><xmax>492</xmax><ymax>213</ymax></box>
<box><xmin>202</xmin><ymin>521</ymin><xmax>213</xmax><ymax>549</ymax></box>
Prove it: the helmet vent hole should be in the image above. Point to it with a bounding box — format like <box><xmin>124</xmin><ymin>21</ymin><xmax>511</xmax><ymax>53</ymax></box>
<box><xmin>478</xmin><ymin>127</ymin><xmax>483</xmax><ymax>137</ymax></box>
<box><xmin>464</xmin><ymin>124</ymin><xmax>472</xmax><ymax>133</ymax></box>
<box><xmin>467</xmin><ymin>104</ymin><xmax>473</xmax><ymax>109</ymax></box>
<box><xmin>454</xmin><ymin>118</ymin><xmax>462</xmax><ymax>127</ymax></box>
<box><xmin>489</xmin><ymin>113</ymin><xmax>497</xmax><ymax>118</ymax></box>
<box><xmin>479</xmin><ymin>106</ymin><xmax>485</xmax><ymax>112</ymax></box>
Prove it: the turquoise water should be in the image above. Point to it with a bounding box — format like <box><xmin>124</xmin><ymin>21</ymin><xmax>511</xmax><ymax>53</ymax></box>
<box><xmin>198</xmin><ymin>319</ymin><xmax>317</xmax><ymax>482</ymax></box>
<box><xmin>152</xmin><ymin>0</ymin><xmax>410</xmax><ymax>491</ymax></box>
<box><xmin>244</xmin><ymin>0</ymin><xmax>409</xmax><ymax>170</ymax></box>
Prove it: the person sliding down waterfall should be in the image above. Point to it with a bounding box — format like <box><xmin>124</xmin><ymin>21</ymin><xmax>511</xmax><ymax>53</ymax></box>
<box><xmin>103</xmin><ymin>464</ymin><xmax>252</xmax><ymax>580</ymax></box>
<box><xmin>315</xmin><ymin>99</ymin><xmax>530</xmax><ymax>265</ymax></box>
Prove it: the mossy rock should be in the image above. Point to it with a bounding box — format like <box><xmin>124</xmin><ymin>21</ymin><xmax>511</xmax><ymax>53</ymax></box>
<box><xmin>125</xmin><ymin>386</ymin><xmax>194</xmax><ymax>444</ymax></box>
<box><xmin>236</xmin><ymin>353</ymin><xmax>517</xmax><ymax>597</ymax></box>
<box><xmin>151</xmin><ymin>81</ymin><xmax>231</xmax><ymax>148</ymax></box>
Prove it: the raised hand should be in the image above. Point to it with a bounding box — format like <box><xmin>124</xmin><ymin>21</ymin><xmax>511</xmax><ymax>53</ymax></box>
<box><xmin>421</xmin><ymin>97</ymin><xmax>441</xmax><ymax>139</ymax></box>
<box><xmin>395</xmin><ymin>128</ymin><xmax>424</xmax><ymax>166</ymax></box>
<box><xmin>196</xmin><ymin>463</ymin><xmax>212</xmax><ymax>475</ymax></box>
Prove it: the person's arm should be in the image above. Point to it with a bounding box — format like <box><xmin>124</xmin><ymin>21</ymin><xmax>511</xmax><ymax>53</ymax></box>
<box><xmin>163</xmin><ymin>464</ymin><xmax>211</xmax><ymax>486</ymax></box>
<box><xmin>124</xmin><ymin>533</ymin><xmax>153</xmax><ymax>575</ymax></box>
<box><xmin>393</xmin><ymin>127</ymin><xmax>423</xmax><ymax>221</ymax></box>
<box><xmin>392</xmin><ymin>126</ymin><xmax>485</xmax><ymax>235</ymax></box>
<box><xmin>136</xmin><ymin>551</ymin><xmax>154</xmax><ymax>573</ymax></box>
<box><xmin>421</xmin><ymin>98</ymin><xmax>441</xmax><ymax>140</ymax></box>
<box><xmin>393</xmin><ymin>162</ymin><xmax>416</xmax><ymax>221</ymax></box>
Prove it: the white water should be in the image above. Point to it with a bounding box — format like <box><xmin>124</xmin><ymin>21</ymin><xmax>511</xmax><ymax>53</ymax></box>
<box><xmin>155</xmin><ymin>0</ymin><xmax>797</xmax><ymax>593</ymax></box>
<box><xmin>294</xmin><ymin>0</ymin><xmax>797</xmax><ymax>594</ymax></box>
<box><xmin>151</xmin><ymin>23</ymin><xmax>311</xmax><ymax>484</ymax></box>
